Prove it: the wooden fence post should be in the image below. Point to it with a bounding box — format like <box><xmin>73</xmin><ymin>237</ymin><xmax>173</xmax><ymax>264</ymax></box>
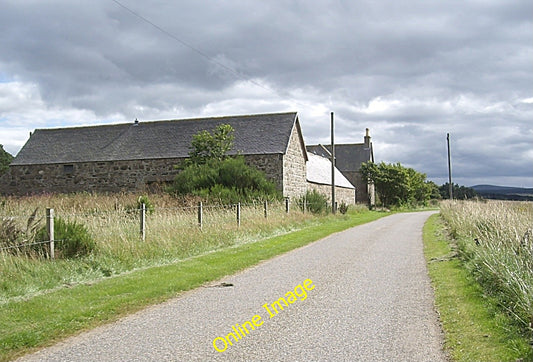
<box><xmin>264</xmin><ymin>200</ymin><xmax>268</xmax><ymax>218</ymax></box>
<box><xmin>198</xmin><ymin>201</ymin><xmax>203</xmax><ymax>229</ymax></box>
<box><xmin>236</xmin><ymin>202</ymin><xmax>241</xmax><ymax>227</ymax></box>
<box><xmin>46</xmin><ymin>208</ymin><xmax>54</xmax><ymax>259</ymax></box>
<box><xmin>140</xmin><ymin>203</ymin><xmax>146</xmax><ymax>241</ymax></box>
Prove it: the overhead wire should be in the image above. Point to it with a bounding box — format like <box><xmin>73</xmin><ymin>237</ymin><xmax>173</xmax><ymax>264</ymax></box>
<box><xmin>109</xmin><ymin>0</ymin><xmax>307</xmax><ymax>108</ymax></box>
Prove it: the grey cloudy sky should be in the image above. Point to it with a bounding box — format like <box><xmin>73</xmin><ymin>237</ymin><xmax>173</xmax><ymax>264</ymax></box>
<box><xmin>1</xmin><ymin>0</ymin><xmax>532</xmax><ymax>187</ymax></box>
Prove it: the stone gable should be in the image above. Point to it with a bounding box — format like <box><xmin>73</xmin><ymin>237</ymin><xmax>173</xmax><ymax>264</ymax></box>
<box><xmin>282</xmin><ymin>122</ymin><xmax>308</xmax><ymax>197</ymax></box>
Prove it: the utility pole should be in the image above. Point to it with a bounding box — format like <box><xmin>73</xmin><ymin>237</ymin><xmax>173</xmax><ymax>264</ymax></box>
<box><xmin>331</xmin><ymin>112</ymin><xmax>336</xmax><ymax>214</ymax></box>
<box><xmin>447</xmin><ymin>133</ymin><xmax>453</xmax><ymax>199</ymax></box>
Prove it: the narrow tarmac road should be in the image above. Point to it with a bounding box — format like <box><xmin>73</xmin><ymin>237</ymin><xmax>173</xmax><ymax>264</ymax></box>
<box><xmin>19</xmin><ymin>211</ymin><xmax>447</xmax><ymax>361</ymax></box>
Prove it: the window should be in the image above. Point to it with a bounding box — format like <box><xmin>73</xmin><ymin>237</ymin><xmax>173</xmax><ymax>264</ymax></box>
<box><xmin>63</xmin><ymin>164</ymin><xmax>74</xmax><ymax>174</ymax></box>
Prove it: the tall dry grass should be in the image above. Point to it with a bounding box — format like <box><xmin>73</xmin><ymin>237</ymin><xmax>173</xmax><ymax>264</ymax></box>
<box><xmin>0</xmin><ymin>193</ymin><xmax>317</xmax><ymax>303</ymax></box>
<box><xmin>440</xmin><ymin>200</ymin><xmax>533</xmax><ymax>331</ymax></box>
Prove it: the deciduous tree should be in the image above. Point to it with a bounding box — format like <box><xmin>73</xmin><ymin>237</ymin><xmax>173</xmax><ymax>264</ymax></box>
<box><xmin>360</xmin><ymin>161</ymin><xmax>434</xmax><ymax>207</ymax></box>
<box><xmin>188</xmin><ymin>124</ymin><xmax>234</xmax><ymax>165</ymax></box>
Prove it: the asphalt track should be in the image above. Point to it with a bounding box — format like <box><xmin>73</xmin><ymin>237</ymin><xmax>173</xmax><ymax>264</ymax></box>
<box><xmin>19</xmin><ymin>211</ymin><xmax>447</xmax><ymax>361</ymax></box>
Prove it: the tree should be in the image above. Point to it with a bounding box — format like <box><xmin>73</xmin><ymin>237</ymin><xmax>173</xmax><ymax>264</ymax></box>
<box><xmin>188</xmin><ymin>124</ymin><xmax>234</xmax><ymax>165</ymax></box>
<box><xmin>170</xmin><ymin>125</ymin><xmax>280</xmax><ymax>203</ymax></box>
<box><xmin>0</xmin><ymin>144</ymin><xmax>14</xmax><ymax>176</ymax></box>
<box><xmin>360</xmin><ymin>161</ymin><xmax>433</xmax><ymax>207</ymax></box>
<box><xmin>439</xmin><ymin>183</ymin><xmax>478</xmax><ymax>199</ymax></box>
<box><xmin>426</xmin><ymin>181</ymin><xmax>442</xmax><ymax>200</ymax></box>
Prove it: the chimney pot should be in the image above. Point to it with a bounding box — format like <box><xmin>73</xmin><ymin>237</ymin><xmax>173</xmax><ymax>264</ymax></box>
<box><xmin>364</xmin><ymin>128</ymin><xmax>371</xmax><ymax>147</ymax></box>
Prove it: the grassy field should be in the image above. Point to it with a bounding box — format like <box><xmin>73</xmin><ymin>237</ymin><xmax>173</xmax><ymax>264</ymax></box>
<box><xmin>424</xmin><ymin>200</ymin><xmax>533</xmax><ymax>361</ymax></box>
<box><xmin>440</xmin><ymin>200</ymin><xmax>532</xmax><ymax>332</ymax></box>
<box><xmin>0</xmin><ymin>193</ymin><xmax>384</xmax><ymax>361</ymax></box>
<box><xmin>0</xmin><ymin>193</ymin><xmax>320</xmax><ymax>303</ymax></box>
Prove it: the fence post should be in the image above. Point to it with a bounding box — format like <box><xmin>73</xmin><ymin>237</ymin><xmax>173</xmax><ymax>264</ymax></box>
<box><xmin>285</xmin><ymin>197</ymin><xmax>290</xmax><ymax>214</ymax></box>
<box><xmin>140</xmin><ymin>203</ymin><xmax>146</xmax><ymax>241</ymax></box>
<box><xmin>46</xmin><ymin>208</ymin><xmax>54</xmax><ymax>259</ymax></box>
<box><xmin>236</xmin><ymin>202</ymin><xmax>241</xmax><ymax>227</ymax></box>
<box><xmin>264</xmin><ymin>200</ymin><xmax>268</xmax><ymax>218</ymax></box>
<box><xmin>198</xmin><ymin>201</ymin><xmax>203</xmax><ymax>229</ymax></box>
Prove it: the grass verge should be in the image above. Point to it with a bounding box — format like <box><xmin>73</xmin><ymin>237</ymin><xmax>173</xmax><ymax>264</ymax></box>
<box><xmin>423</xmin><ymin>213</ymin><xmax>533</xmax><ymax>361</ymax></box>
<box><xmin>0</xmin><ymin>210</ymin><xmax>385</xmax><ymax>361</ymax></box>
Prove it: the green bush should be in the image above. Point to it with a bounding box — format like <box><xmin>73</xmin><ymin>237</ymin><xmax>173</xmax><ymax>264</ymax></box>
<box><xmin>137</xmin><ymin>195</ymin><xmax>155</xmax><ymax>214</ymax></box>
<box><xmin>338</xmin><ymin>202</ymin><xmax>349</xmax><ymax>214</ymax></box>
<box><xmin>297</xmin><ymin>190</ymin><xmax>329</xmax><ymax>214</ymax></box>
<box><xmin>169</xmin><ymin>157</ymin><xmax>281</xmax><ymax>204</ymax></box>
<box><xmin>36</xmin><ymin>218</ymin><xmax>95</xmax><ymax>258</ymax></box>
<box><xmin>124</xmin><ymin>195</ymin><xmax>155</xmax><ymax>215</ymax></box>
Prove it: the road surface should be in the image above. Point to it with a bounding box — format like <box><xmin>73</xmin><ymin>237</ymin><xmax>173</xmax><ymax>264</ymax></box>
<box><xmin>19</xmin><ymin>211</ymin><xmax>447</xmax><ymax>361</ymax></box>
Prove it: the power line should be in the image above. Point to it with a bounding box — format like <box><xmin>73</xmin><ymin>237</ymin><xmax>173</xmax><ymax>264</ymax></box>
<box><xmin>109</xmin><ymin>0</ymin><xmax>291</xmax><ymax>103</ymax></box>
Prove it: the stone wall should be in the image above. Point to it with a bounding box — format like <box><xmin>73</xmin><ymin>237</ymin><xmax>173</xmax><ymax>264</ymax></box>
<box><xmin>307</xmin><ymin>182</ymin><xmax>355</xmax><ymax>205</ymax></box>
<box><xmin>0</xmin><ymin>152</ymin><xmax>302</xmax><ymax>198</ymax></box>
<box><xmin>0</xmin><ymin>158</ymin><xmax>184</xmax><ymax>195</ymax></box>
<box><xmin>282</xmin><ymin>126</ymin><xmax>308</xmax><ymax>198</ymax></box>
<box><xmin>0</xmin><ymin>126</ymin><xmax>309</xmax><ymax>199</ymax></box>
<box><xmin>243</xmin><ymin>154</ymin><xmax>283</xmax><ymax>192</ymax></box>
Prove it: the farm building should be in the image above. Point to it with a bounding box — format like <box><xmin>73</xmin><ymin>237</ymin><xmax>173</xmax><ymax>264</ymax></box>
<box><xmin>306</xmin><ymin>153</ymin><xmax>355</xmax><ymax>205</ymax></box>
<box><xmin>307</xmin><ymin>128</ymin><xmax>375</xmax><ymax>205</ymax></box>
<box><xmin>0</xmin><ymin>112</ymin><xmax>372</xmax><ymax>204</ymax></box>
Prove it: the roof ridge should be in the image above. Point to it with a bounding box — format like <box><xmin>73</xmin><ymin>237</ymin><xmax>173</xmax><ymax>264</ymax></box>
<box><xmin>150</xmin><ymin>111</ymin><xmax>297</xmax><ymax>123</ymax></box>
<box><xmin>13</xmin><ymin>112</ymin><xmax>300</xmax><ymax>165</ymax></box>
<box><xmin>308</xmin><ymin>142</ymin><xmax>365</xmax><ymax>147</ymax></box>
<box><xmin>33</xmin><ymin>111</ymin><xmax>298</xmax><ymax>132</ymax></box>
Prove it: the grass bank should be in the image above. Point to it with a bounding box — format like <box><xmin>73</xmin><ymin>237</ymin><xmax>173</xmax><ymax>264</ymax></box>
<box><xmin>1</xmin><ymin>194</ymin><xmax>315</xmax><ymax>303</ymax></box>
<box><xmin>0</xmin><ymin>208</ymin><xmax>385</xmax><ymax>361</ymax></box>
<box><xmin>439</xmin><ymin>200</ymin><xmax>532</xmax><ymax>332</ymax></box>
<box><xmin>423</xmin><ymin>213</ymin><xmax>533</xmax><ymax>361</ymax></box>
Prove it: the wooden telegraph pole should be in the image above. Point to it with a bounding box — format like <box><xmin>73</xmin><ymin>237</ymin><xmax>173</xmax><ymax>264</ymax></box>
<box><xmin>331</xmin><ymin>112</ymin><xmax>336</xmax><ymax>214</ymax></box>
<box><xmin>447</xmin><ymin>133</ymin><xmax>453</xmax><ymax>199</ymax></box>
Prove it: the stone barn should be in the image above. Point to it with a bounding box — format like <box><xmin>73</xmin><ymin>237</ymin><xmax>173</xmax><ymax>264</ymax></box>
<box><xmin>0</xmin><ymin>112</ymin><xmax>309</xmax><ymax>198</ymax></box>
<box><xmin>306</xmin><ymin>153</ymin><xmax>356</xmax><ymax>205</ymax></box>
<box><xmin>307</xmin><ymin>128</ymin><xmax>375</xmax><ymax>205</ymax></box>
<box><xmin>1</xmin><ymin>112</ymin><xmax>372</xmax><ymax>205</ymax></box>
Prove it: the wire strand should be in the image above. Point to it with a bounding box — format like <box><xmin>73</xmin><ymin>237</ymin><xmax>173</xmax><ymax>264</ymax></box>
<box><xmin>109</xmin><ymin>0</ymin><xmax>310</xmax><ymax>109</ymax></box>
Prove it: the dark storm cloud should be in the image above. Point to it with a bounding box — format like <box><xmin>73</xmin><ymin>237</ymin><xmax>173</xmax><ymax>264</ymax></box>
<box><xmin>0</xmin><ymin>0</ymin><xmax>531</xmax><ymax>186</ymax></box>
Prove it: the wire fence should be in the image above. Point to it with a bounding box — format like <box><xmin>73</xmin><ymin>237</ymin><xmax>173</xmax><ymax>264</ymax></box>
<box><xmin>0</xmin><ymin>198</ymin><xmax>320</xmax><ymax>259</ymax></box>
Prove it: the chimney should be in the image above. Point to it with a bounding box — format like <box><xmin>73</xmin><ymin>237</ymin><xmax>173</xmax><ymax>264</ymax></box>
<box><xmin>364</xmin><ymin>128</ymin><xmax>371</xmax><ymax>148</ymax></box>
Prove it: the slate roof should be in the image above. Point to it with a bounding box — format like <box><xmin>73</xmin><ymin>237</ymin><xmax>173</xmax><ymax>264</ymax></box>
<box><xmin>306</xmin><ymin>153</ymin><xmax>354</xmax><ymax>189</ymax></box>
<box><xmin>12</xmin><ymin>112</ymin><xmax>302</xmax><ymax>165</ymax></box>
<box><xmin>306</xmin><ymin>143</ymin><xmax>373</xmax><ymax>172</ymax></box>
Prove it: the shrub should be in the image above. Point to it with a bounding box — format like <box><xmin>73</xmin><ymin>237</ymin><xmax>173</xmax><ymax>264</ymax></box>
<box><xmin>169</xmin><ymin>157</ymin><xmax>281</xmax><ymax>204</ymax></box>
<box><xmin>297</xmin><ymin>190</ymin><xmax>329</xmax><ymax>214</ymax></box>
<box><xmin>36</xmin><ymin>218</ymin><xmax>95</xmax><ymax>258</ymax></box>
<box><xmin>338</xmin><ymin>202</ymin><xmax>349</xmax><ymax>214</ymax></box>
<box><xmin>124</xmin><ymin>195</ymin><xmax>155</xmax><ymax>215</ymax></box>
<box><xmin>137</xmin><ymin>195</ymin><xmax>155</xmax><ymax>214</ymax></box>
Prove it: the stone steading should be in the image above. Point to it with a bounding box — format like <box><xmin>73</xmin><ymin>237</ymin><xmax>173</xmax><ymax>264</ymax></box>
<box><xmin>307</xmin><ymin>182</ymin><xmax>356</xmax><ymax>205</ymax></box>
<box><xmin>0</xmin><ymin>152</ymin><xmax>309</xmax><ymax>200</ymax></box>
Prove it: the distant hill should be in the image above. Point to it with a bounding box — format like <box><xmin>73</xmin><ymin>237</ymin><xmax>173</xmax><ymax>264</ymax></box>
<box><xmin>471</xmin><ymin>184</ymin><xmax>533</xmax><ymax>201</ymax></box>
